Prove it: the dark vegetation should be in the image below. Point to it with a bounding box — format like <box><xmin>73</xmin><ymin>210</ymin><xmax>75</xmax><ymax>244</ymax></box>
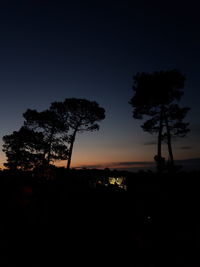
<box><xmin>3</xmin><ymin>70</ymin><xmax>190</xmax><ymax>173</ymax></box>
<box><xmin>0</xmin><ymin>168</ymin><xmax>200</xmax><ymax>266</ymax></box>
<box><xmin>130</xmin><ymin>70</ymin><xmax>190</xmax><ymax>172</ymax></box>
<box><xmin>3</xmin><ymin>98</ymin><xmax>105</xmax><ymax>171</ymax></box>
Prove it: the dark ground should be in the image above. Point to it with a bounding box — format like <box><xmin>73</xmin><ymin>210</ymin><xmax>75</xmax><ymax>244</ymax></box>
<box><xmin>0</xmin><ymin>169</ymin><xmax>200</xmax><ymax>266</ymax></box>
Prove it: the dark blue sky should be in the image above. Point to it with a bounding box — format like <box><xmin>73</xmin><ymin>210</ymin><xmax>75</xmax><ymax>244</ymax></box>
<box><xmin>0</xmin><ymin>0</ymin><xmax>200</xmax><ymax>169</ymax></box>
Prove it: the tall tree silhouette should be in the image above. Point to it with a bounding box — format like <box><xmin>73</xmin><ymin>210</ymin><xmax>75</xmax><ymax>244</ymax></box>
<box><xmin>23</xmin><ymin>109</ymin><xmax>68</xmax><ymax>165</ymax></box>
<box><xmin>51</xmin><ymin>98</ymin><xmax>105</xmax><ymax>170</ymax></box>
<box><xmin>2</xmin><ymin>127</ymin><xmax>45</xmax><ymax>170</ymax></box>
<box><xmin>130</xmin><ymin>70</ymin><xmax>190</xmax><ymax>171</ymax></box>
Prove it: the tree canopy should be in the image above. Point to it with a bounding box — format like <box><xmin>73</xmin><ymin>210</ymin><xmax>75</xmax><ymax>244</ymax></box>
<box><xmin>23</xmin><ymin>108</ymin><xmax>68</xmax><ymax>165</ymax></box>
<box><xmin>3</xmin><ymin>98</ymin><xmax>105</xmax><ymax>171</ymax></box>
<box><xmin>50</xmin><ymin>98</ymin><xmax>105</xmax><ymax>169</ymax></box>
<box><xmin>130</xmin><ymin>69</ymin><xmax>190</xmax><ymax>171</ymax></box>
<box><xmin>2</xmin><ymin>127</ymin><xmax>45</xmax><ymax>170</ymax></box>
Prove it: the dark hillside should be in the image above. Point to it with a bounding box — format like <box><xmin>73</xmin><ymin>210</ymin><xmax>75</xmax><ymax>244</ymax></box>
<box><xmin>0</xmin><ymin>169</ymin><xmax>199</xmax><ymax>266</ymax></box>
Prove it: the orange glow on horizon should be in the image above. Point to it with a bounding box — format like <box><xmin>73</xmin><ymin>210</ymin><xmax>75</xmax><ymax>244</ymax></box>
<box><xmin>0</xmin><ymin>148</ymin><xmax>198</xmax><ymax>171</ymax></box>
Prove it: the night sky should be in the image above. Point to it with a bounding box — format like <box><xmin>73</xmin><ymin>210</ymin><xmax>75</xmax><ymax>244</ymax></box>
<box><xmin>0</xmin><ymin>0</ymin><xmax>200</xmax><ymax>170</ymax></box>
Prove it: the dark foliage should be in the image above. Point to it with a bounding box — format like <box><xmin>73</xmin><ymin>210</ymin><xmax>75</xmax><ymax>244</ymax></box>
<box><xmin>51</xmin><ymin>98</ymin><xmax>105</xmax><ymax>169</ymax></box>
<box><xmin>23</xmin><ymin>108</ymin><xmax>68</xmax><ymax>164</ymax></box>
<box><xmin>0</xmin><ymin>169</ymin><xmax>200</xmax><ymax>266</ymax></box>
<box><xmin>3</xmin><ymin>98</ymin><xmax>105</xmax><ymax>170</ymax></box>
<box><xmin>2</xmin><ymin>127</ymin><xmax>45</xmax><ymax>170</ymax></box>
<box><xmin>130</xmin><ymin>70</ymin><xmax>190</xmax><ymax>171</ymax></box>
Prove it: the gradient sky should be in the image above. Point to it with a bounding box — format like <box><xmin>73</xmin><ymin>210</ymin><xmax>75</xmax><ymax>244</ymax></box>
<box><xmin>0</xmin><ymin>0</ymin><xmax>200</xmax><ymax>170</ymax></box>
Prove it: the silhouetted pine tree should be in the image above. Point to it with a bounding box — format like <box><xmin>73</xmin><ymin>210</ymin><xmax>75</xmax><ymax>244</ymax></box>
<box><xmin>51</xmin><ymin>98</ymin><xmax>105</xmax><ymax>169</ymax></box>
<box><xmin>130</xmin><ymin>70</ymin><xmax>190</xmax><ymax>171</ymax></box>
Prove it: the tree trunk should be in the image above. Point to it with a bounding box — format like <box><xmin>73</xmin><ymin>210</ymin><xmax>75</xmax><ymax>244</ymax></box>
<box><xmin>164</xmin><ymin>113</ymin><xmax>174</xmax><ymax>168</ymax></box>
<box><xmin>67</xmin><ymin>129</ymin><xmax>77</xmax><ymax>170</ymax></box>
<box><xmin>156</xmin><ymin>104</ymin><xmax>164</xmax><ymax>172</ymax></box>
<box><xmin>46</xmin><ymin>127</ymin><xmax>55</xmax><ymax>165</ymax></box>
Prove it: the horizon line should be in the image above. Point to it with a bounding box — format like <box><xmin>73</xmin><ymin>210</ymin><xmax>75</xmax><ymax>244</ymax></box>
<box><xmin>0</xmin><ymin>157</ymin><xmax>200</xmax><ymax>171</ymax></box>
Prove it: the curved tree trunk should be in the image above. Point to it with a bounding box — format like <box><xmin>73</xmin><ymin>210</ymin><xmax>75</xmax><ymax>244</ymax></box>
<box><xmin>46</xmin><ymin>126</ymin><xmax>55</xmax><ymax>165</ymax></box>
<box><xmin>67</xmin><ymin>129</ymin><xmax>77</xmax><ymax>170</ymax></box>
<box><xmin>164</xmin><ymin>113</ymin><xmax>174</xmax><ymax>168</ymax></box>
<box><xmin>156</xmin><ymin>104</ymin><xmax>164</xmax><ymax>172</ymax></box>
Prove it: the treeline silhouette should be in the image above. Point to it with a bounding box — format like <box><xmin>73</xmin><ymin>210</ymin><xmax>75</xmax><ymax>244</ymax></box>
<box><xmin>2</xmin><ymin>69</ymin><xmax>190</xmax><ymax>174</ymax></box>
<box><xmin>3</xmin><ymin>98</ymin><xmax>105</xmax><ymax>171</ymax></box>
